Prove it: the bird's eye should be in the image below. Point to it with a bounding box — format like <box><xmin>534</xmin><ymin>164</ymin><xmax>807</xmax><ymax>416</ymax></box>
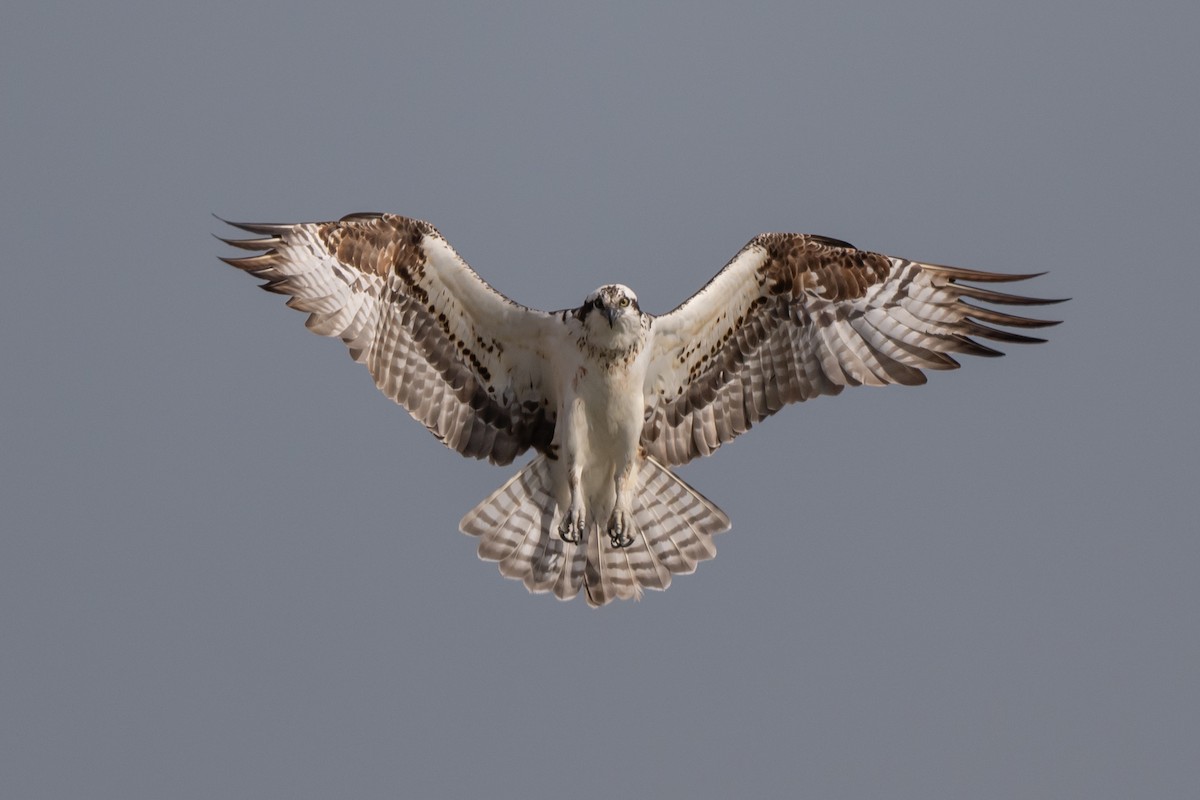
<box><xmin>594</xmin><ymin>298</ymin><xmax>604</xmax><ymax>309</ymax></box>
<box><xmin>619</xmin><ymin>297</ymin><xmax>630</xmax><ymax>307</ymax></box>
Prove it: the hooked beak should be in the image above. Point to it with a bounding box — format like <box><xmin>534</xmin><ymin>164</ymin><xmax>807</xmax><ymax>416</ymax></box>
<box><xmin>604</xmin><ymin>307</ymin><xmax>618</xmax><ymax>327</ymax></box>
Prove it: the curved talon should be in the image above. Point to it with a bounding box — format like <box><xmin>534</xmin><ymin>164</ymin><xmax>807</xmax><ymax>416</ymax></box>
<box><xmin>610</xmin><ymin>532</ymin><xmax>634</xmax><ymax>549</ymax></box>
<box><xmin>606</xmin><ymin>510</ymin><xmax>633</xmax><ymax>548</ymax></box>
<box><xmin>558</xmin><ymin>510</ymin><xmax>584</xmax><ymax>543</ymax></box>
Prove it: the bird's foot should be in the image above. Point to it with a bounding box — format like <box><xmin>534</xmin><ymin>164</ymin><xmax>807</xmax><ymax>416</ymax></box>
<box><xmin>558</xmin><ymin>506</ymin><xmax>585</xmax><ymax>543</ymax></box>
<box><xmin>607</xmin><ymin>510</ymin><xmax>633</xmax><ymax>549</ymax></box>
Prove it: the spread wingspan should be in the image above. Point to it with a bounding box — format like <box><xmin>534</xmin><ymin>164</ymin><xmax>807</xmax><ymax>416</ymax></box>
<box><xmin>220</xmin><ymin>215</ymin><xmax>1064</xmax><ymax>607</ymax></box>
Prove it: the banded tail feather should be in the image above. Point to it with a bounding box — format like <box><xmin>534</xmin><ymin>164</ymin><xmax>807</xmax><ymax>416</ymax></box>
<box><xmin>460</xmin><ymin>456</ymin><xmax>730</xmax><ymax>607</ymax></box>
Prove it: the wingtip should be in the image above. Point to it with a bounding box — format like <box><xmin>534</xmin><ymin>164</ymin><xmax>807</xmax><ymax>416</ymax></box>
<box><xmin>964</xmin><ymin>320</ymin><xmax>1050</xmax><ymax>345</ymax></box>
<box><xmin>215</xmin><ymin>217</ymin><xmax>294</xmax><ymax>235</ymax></box>
<box><xmin>954</xmin><ymin>336</ymin><xmax>1006</xmax><ymax>357</ymax></box>
<box><xmin>218</xmin><ymin>253</ymin><xmax>275</xmax><ymax>270</ymax></box>
<box><xmin>214</xmin><ymin>233</ymin><xmax>283</xmax><ymax>251</ymax></box>
<box><xmin>960</xmin><ymin>302</ymin><xmax>1064</xmax><ymax>329</ymax></box>
<box><xmin>953</xmin><ymin>284</ymin><xmax>1069</xmax><ymax>307</ymax></box>
<box><xmin>925</xmin><ymin>263</ymin><xmax>1052</xmax><ymax>283</ymax></box>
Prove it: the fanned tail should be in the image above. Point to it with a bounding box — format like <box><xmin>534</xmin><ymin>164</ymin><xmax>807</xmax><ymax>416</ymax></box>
<box><xmin>582</xmin><ymin>456</ymin><xmax>730</xmax><ymax>607</ymax></box>
<box><xmin>459</xmin><ymin>456</ymin><xmax>587</xmax><ymax>601</ymax></box>
<box><xmin>460</xmin><ymin>456</ymin><xmax>730</xmax><ymax>606</ymax></box>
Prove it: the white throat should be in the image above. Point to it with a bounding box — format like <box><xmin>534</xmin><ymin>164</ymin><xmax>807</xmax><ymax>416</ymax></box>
<box><xmin>579</xmin><ymin>311</ymin><xmax>646</xmax><ymax>366</ymax></box>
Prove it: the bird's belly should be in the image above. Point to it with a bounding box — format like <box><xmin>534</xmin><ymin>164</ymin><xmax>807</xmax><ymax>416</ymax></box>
<box><xmin>574</xmin><ymin>374</ymin><xmax>642</xmax><ymax>513</ymax></box>
<box><xmin>577</xmin><ymin>368</ymin><xmax>642</xmax><ymax>442</ymax></box>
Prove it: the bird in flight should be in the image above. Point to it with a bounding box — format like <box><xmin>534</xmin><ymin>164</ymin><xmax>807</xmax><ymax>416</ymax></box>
<box><xmin>218</xmin><ymin>212</ymin><xmax>1062</xmax><ymax>606</ymax></box>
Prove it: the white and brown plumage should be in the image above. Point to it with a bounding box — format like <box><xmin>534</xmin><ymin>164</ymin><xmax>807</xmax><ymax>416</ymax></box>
<box><xmin>218</xmin><ymin>212</ymin><xmax>1062</xmax><ymax>606</ymax></box>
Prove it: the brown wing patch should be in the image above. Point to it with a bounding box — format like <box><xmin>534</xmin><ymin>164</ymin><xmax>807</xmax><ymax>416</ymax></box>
<box><xmin>316</xmin><ymin>214</ymin><xmax>436</xmax><ymax>282</ymax></box>
<box><xmin>755</xmin><ymin>233</ymin><xmax>892</xmax><ymax>301</ymax></box>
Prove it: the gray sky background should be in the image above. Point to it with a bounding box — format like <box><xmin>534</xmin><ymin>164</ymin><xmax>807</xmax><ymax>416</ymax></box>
<box><xmin>3</xmin><ymin>2</ymin><xmax>1198</xmax><ymax>798</ymax></box>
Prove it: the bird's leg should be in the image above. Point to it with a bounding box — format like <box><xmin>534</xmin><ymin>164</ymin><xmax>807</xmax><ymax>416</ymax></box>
<box><xmin>606</xmin><ymin>458</ymin><xmax>636</xmax><ymax>549</ymax></box>
<box><xmin>558</xmin><ymin>464</ymin><xmax>586</xmax><ymax>544</ymax></box>
<box><xmin>557</xmin><ymin>398</ymin><xmax>586</xmax><ymax>544</ymax></box>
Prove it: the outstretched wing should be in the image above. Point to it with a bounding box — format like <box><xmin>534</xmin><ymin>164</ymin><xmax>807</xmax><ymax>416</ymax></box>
<box><xmin>643</xmin><ymin>233</ymin><xmax>1064</xmax><ymax>466</ymax></box>
<box><xmin>219</xmin><ymin>212</ymin><xmax>559</xmax><ymax>465</ymax></box>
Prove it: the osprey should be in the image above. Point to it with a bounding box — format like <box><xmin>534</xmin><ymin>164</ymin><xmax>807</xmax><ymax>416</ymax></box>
<box><xmin>218</xmin><ymin>213</ymin><xmax>1061</xmax><ymax>606</ymax></box>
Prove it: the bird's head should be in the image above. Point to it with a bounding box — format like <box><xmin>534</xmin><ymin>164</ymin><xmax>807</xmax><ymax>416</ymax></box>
<box><xmin>577</xmin><ymin>284</ymin><xmax>647</xmax><ymax>351</ymax></box>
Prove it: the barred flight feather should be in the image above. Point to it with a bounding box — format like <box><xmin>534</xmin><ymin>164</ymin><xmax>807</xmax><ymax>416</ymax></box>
<box><xmin>645</xmin><ymin>236</ymin><xmax>1063</xmax><ymax>466</ymax></box>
